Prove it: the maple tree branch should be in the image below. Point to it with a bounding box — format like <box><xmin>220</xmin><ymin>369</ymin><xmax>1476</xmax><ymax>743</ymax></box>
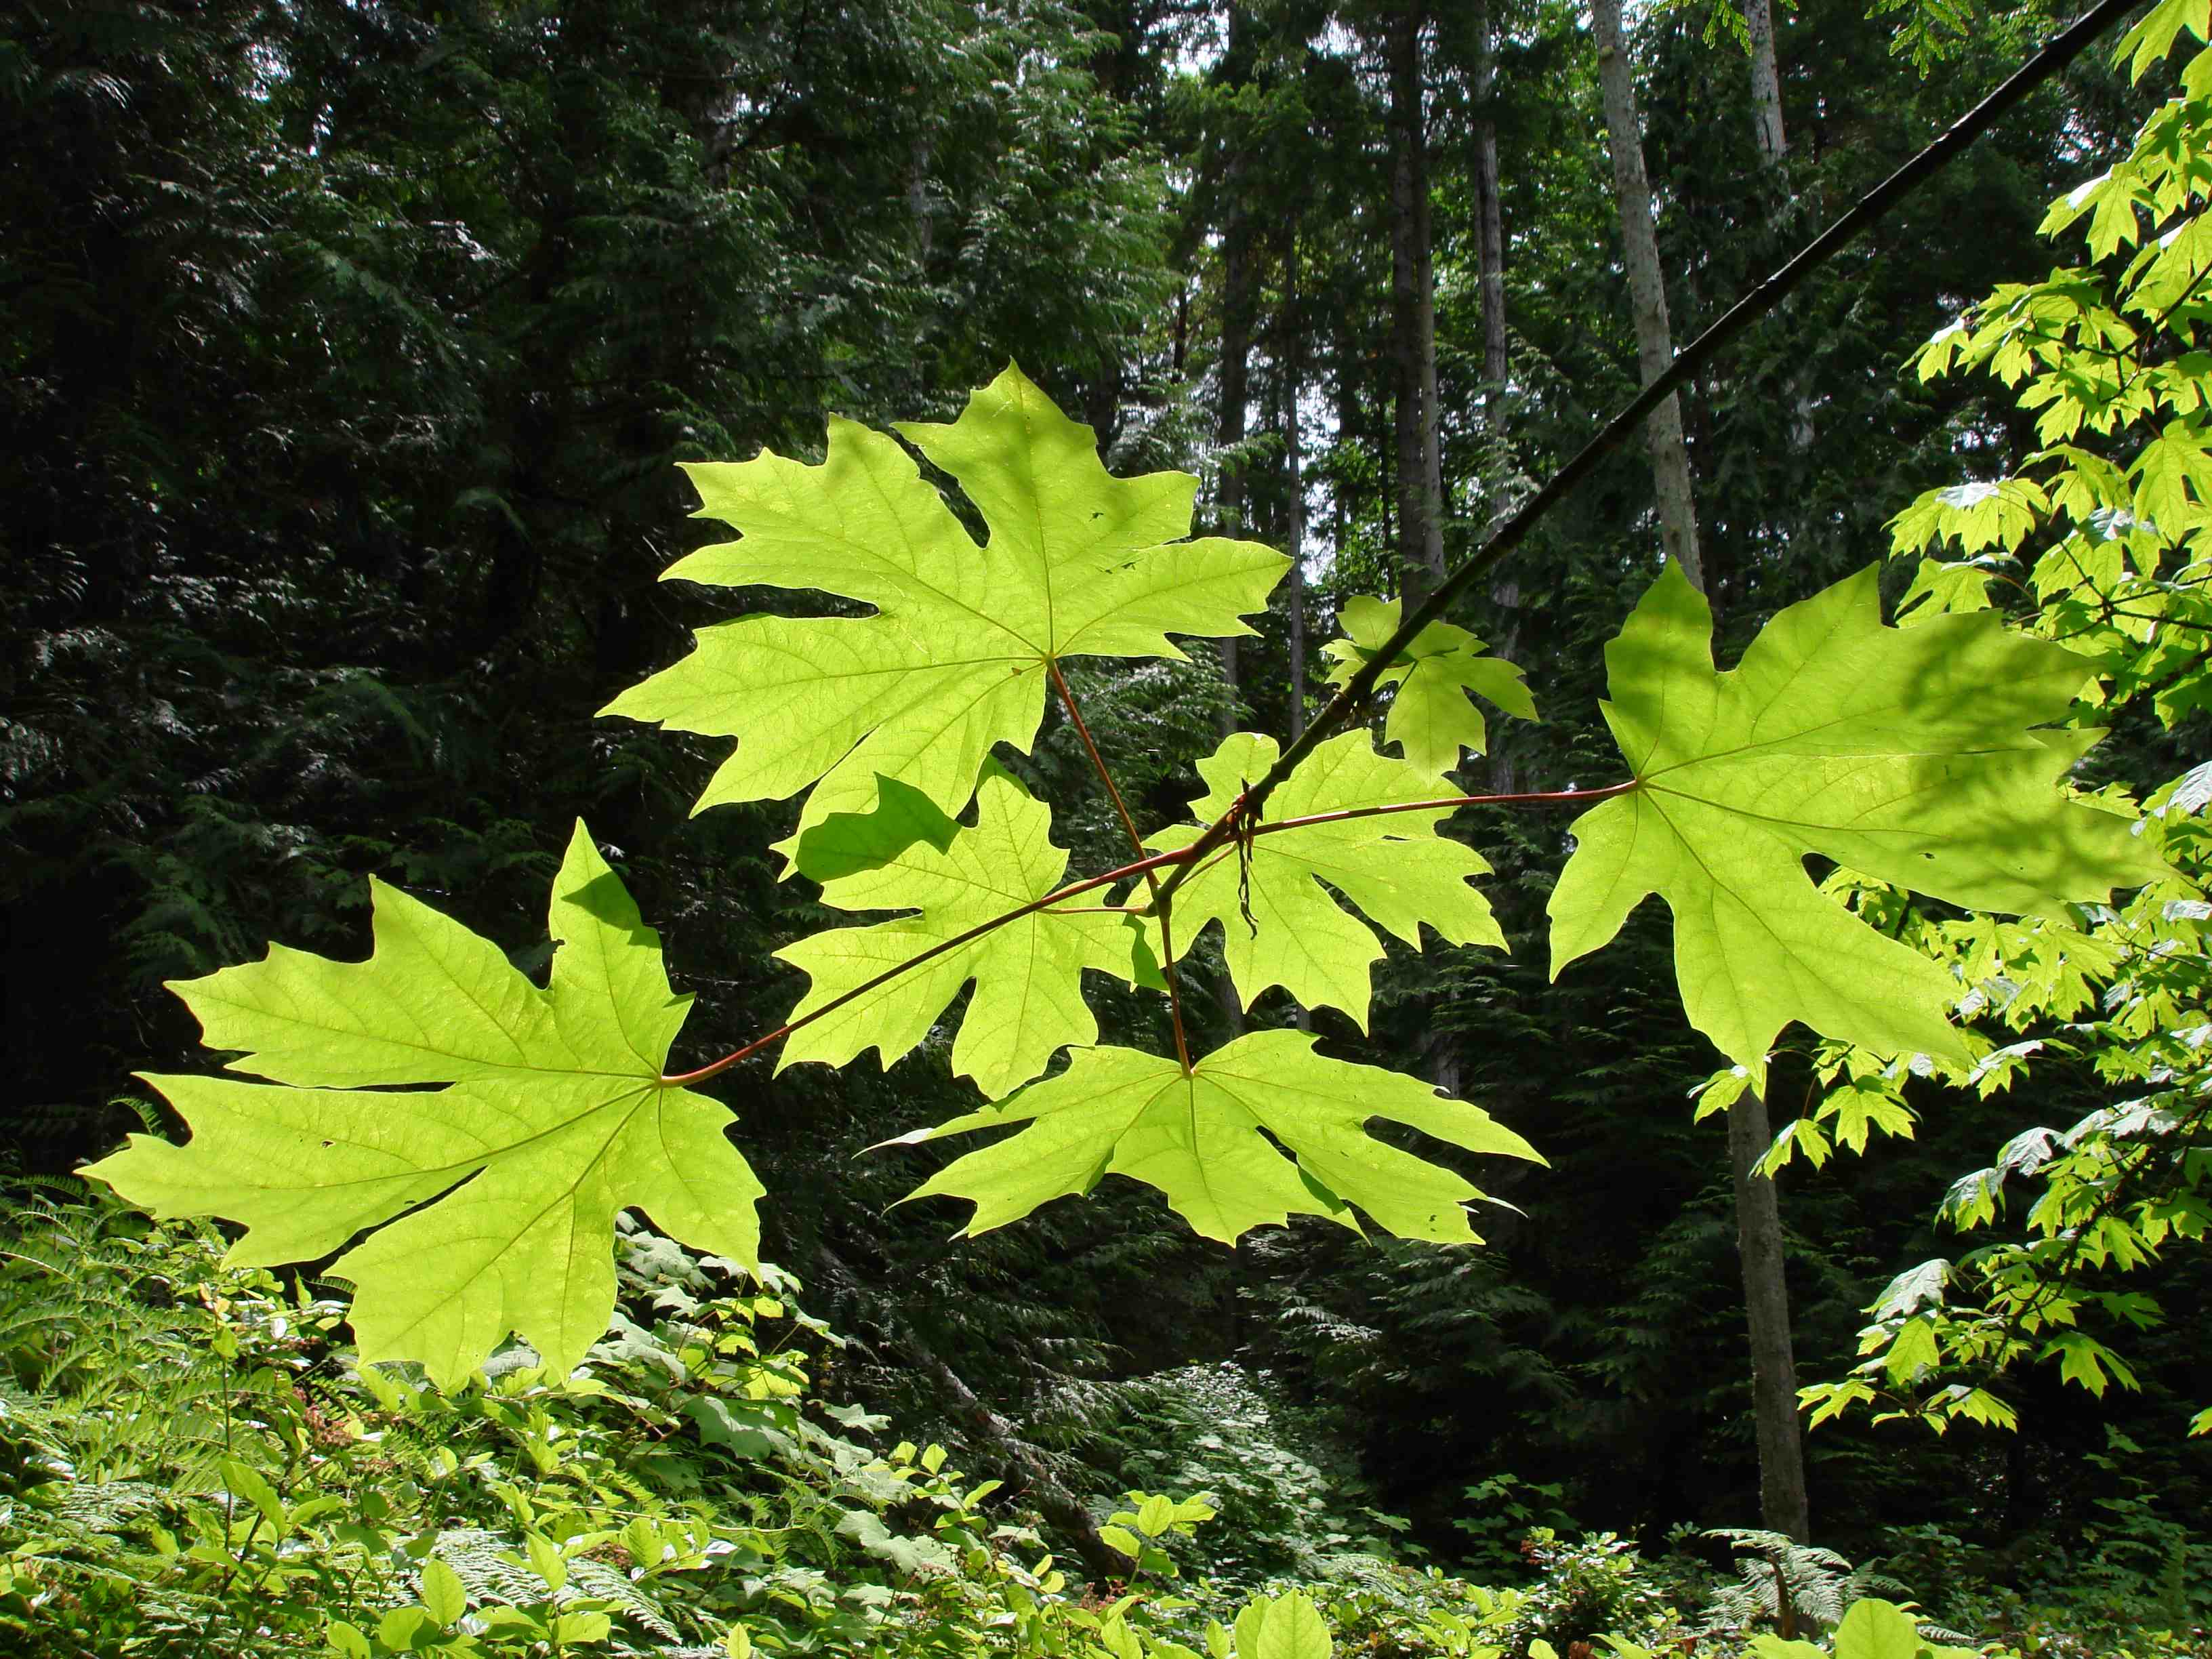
<box><xmin>662</xmin><ymin>775</ymin><xmax>1643</xmax><ymax>1083</ymax></box>
<box><xmin>658</xmin><ymin>842</ymin><xmax>1196</xmax><ymax>1087</ymax></box>
<box><xmin>1047</xmin><ymin>658</ymin><xmax>1195</xmax><ymax>1070</ymax></box>
<box><xmin>1252</xmin><ymin>780</ymin><xmax>1638</xmax><ymax>838</ymax></box>
<box><xmin>1155</xmin><ymin>0</ymin><xmax>2142</xmax><ymax>905</ymax></box>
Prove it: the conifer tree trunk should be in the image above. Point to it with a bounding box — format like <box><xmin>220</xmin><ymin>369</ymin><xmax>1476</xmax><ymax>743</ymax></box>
<box><xmin>1591</xmin><ymin>0</ymin><xmax>1701</xmax><ymax>585</ymax></box>
<box><xmin>1389</xmin><ymin>1</ymin><xmax>1445</xmax><ymax>603</ymax></box>
<box><xmin>1471</xmin><ymin>0</ymin><xmax>1519</xmax><ymax>794</ymax></box>
<box><xmin>1472</xmin><ymin>0</ymin><xmax>1508</xmax><ymax>396</ymax></box>
<box><xmin>1216</xmin><ymin>3</ymin><xmax>1256</xmax><ymax>1033</ymax></box>
<box><xmin>1591</xmin><ymin>0</ymin><xmax>1808</xmax><ymax>1543</ymax></box>
<box><xmin>1746</xmin><ymin>0</ymin><xmax>1787</xmax><ymax>165</ymax></box>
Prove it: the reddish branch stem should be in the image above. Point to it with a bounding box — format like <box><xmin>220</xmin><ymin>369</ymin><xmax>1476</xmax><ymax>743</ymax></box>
<box><xmin>658</xmin><ymin>779</ymin><xmax>1636</xmax><ymax>1086</ymax></box>
<box><xmin>658</xmin><ymin>842</ymin><xmax>1195</xmax><ymax>1088</ymax></box>
<box><xmin>1254</xmin><ymin>780</ymin><xmax>1637</xmax><ymax>837</ymax></box>
<box><xmin>1046</xmin><ymin>659</ymin><xmax>1195</xmax><ymax>1071</ymax></box>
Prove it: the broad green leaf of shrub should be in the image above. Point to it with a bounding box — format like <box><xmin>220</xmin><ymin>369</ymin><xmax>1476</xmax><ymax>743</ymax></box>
<box><xmin>1233</xmin><ymin>1591</ymin><xmax>1333</xmax><ymax>1659</ymax></box>
<box><xmin>1322</xmin><ymin>594</ymin><xmax>1537</xmax><ymax>776</ymax></box>
<box><xmin>1832</xmin><ymin>1600</ymin><xmax>1935</xmax><ymax>1659</ymax></box>
<box><xmin>1143</xmin><ymin>731</ymin><xmax>1505</xmax><ymax>1025</ymax></box>
<box><xmin>777</xmin><ymin>765</ymin><xmax>1153</xmax><ymax>1098</ymax></box>
<box><xmin>891</xmin><ymin>1029</ymin><xmax>1538</xmax><ymax>1244</ymax></box>
<box><xmin>83</xmin><ymin>824</ymin><xmax>762</xmax><ymax>1387</ymax></box>
<box><xmin>601</xmin><ymin>363</ymin><xmax>1287</xmax><ymax>859</ymax></box>
<box><xmin>1550</xmin><ymin>563</ymin><xmax>2167</xmax><ymax>1090</ymax></box>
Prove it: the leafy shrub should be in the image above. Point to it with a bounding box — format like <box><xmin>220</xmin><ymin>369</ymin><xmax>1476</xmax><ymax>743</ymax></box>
<box><xmin>1071</xmin><ymin>1363</ymin><xmax>1395</xmax><ymax>1583</ymax></box>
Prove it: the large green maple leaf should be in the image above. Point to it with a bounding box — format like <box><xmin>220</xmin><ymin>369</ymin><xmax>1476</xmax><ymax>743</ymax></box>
<box><xmin>777</xmin><ymin>766</ymin><xmax>1153</xmax><ymax>1099</ymax></box>
<box><xmin>601</xmin><ymin>365</ymin><xmax>1287</xmax><ymax>859</ymax></box>
<box><xmin>84</xmin><ymin>825</ymin><xmax>762</xmax><ymax>1387</ymax></box>
<box><xmin>1550</xmin><ymin>563</ymin><xmax>2170</xmax><ymax>1088</ymax></box>
<box><xmin>890</xmin><ymin>1031</ymin><xmax>1540</xmax><ymax>1244</ymax></box>
<box><xmin>1322</xmin><ymin>595</ymin><xmax>1537</xmax><ymax>777</ymax></box>
<box><xmin>1143</xmin><ymin>731</ymin><xmax>1504</xmax><ymax>1025</ymax></box>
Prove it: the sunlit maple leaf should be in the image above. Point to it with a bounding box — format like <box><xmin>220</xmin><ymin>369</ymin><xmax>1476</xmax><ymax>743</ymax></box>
<box><xmin>1321</xmin><ymin>594</ymin><xmax>1536</xmax><ymax>776</ymax></box>
<box><xmin>85</xmin><ymin>825</ymin><xmax>761</xmax><ymax>1387</ymax></box>
<box><xmin>601</xmin><ymin>365</ymin><xmax>1286</xmax><ymax>861</ymax></box>
<box><xmin>1550</xmin><ymin>562</ymin><xmax>2167</xmax><ymax>1090</ymax></box>
<box><xmin>777</xmin><ymin>766</ymin><xmax>1152</xmax><ymax>1099</ymax></box>
<box><xmin>890</xmin><ymin>1031</ymin><xmax>1538</xmax><ymax>1244</ymax></box>
<box><xmin>1142</xmin><ymin>732</ymin><xmax>1503</xmax><ymax>1025</ymax></box>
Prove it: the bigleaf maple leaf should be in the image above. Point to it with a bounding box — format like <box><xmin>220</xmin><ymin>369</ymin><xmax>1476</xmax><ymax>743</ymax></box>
<box><xmin>1550</xmin><ymin>563</ymin><xmax>2169</xmax><ymax>1088</ymax></box>
<box><xmin>891</xmin><ymin>1031</ymin><xmax>1540</xmax><ymax>1244</ymax></box>
<box><xmin>1322</xmin><ymin>595</ymin><xmax>1537</xmax><ymax>777</ymax></box>
<box><xmin>601</xmin><ymin>365</ymin><xmax>1287</xmax><ymax>859</ymax></box>
<box><xmin>777</xmin><ymin>766</ymin><xmax>1153</xmax><ymax>1098</ymax></box>
<box><xmin>1143</xmin><ymin>732</ymin><xmax>1504</xmax><ymax>1025</ymax></box>
<box><xmin>85</xmin><ymin>825</ymin><xmax>761</xmax><ymax>1387</ymax></box>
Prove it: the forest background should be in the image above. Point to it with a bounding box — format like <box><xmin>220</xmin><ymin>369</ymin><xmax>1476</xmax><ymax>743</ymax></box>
<box><xmin>4</xmin><ymin>0</ymin><xmax>2211</xmax><ymax>1647</ymax></box>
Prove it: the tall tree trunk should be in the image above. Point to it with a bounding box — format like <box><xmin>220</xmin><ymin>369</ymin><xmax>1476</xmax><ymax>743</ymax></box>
<box><xmin>1742</xmin><ymin>0</ymin><xmax>1815</xmax><ymax>470</ymax></box>
<box><xmin>1590</xmin><ymin>0</ymin><xmax>1809</xmax><ymax>1544</ymax></box>
<box><xmin>1388</xmin><ymin>0</ymin><xmax>1444</xmax><ymax>603</ymax></box>
<box><xmin>1471</xmin><ymin>0</ymin><xmax>1508</xmax><ymax>394</ymax></box>
<box><xmin>1215</xmin><ymin>4</ymin><xmax>1256</xmax><ymax>1033</ymax></box>
<box><xmin>1591</xmin><ymin>0</ymin><xmax>1702</xmax><ymax>587</ymax></box>
<box><xmin>1283</xmin><ymin>239</ymin><xmax>1315</xmax><ymax>1035</ymax></box>
<box><xmin>1746</xmin><ymin>0</ymin><xmax>1787</xmax><ymax>165</ymax></box>
<box><xmin>1728</xmin><ymin>1100</ymin><xmax>1807</xmax><ymax>1539</ymax></box>
<box><xmin>1471</xmin><ymin>0</ymin><xmax>1519</xmax><ymax>794</ymax></box>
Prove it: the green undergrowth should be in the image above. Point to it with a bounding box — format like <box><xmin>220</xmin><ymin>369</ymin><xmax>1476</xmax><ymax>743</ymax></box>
<box><xmin>1</xmin><ymin>1194</ymin><xmax>2204</xmax><ymax>1659</ymax></box>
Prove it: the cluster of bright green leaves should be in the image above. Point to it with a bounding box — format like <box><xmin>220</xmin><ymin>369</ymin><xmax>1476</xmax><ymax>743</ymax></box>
<box><xmin>602</xmin><ymin>364</ymin><xmax>1287</xmax><ymax>859</ymax></box>
<box><xmin>85</xmin><ymin>825</ymin><xmax>762</xmax><ymax>1387</ymax></box>
<box><xmin>78</xmin><ymin>356</ymin><xmax>2183</xmax><ymax>1386</ymax></box>
<box><xmin>1893</xmin><ymin>14</ymin><xmax>2212</xmax><ymax>727</ymax></box>
<box><xmin>1141</xmin><ymin>731</ymin><xmax>1504</xmax><ymax>1026</ymax></box>
<box><xmin>1793</xmin><ymin>14</ymin><xmax>2212</xmax><ymax>1437</ymax></box>
<box><xmin>1795</xmin><ymin>775</ymin><xmax>2212</xmax><ymax>1435</ymax></box>
<box><xmin>1547</xmin><ymin>562</ymin><xmax>2165</xmax><ymax>1092</ymax></box>
<box><xmin>1320</xmin><ymin>596</ymin><xmax>1536</xmax><ymax>776</ymax></box>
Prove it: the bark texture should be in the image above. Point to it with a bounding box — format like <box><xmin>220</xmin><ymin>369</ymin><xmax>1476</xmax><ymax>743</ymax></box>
<box><xmin>1745</xmin><ymin>0</ymin><xmax>1788</xmax><ymax>163</ymax></box>
<box><xmin>1388</xmin><ymin>0</ymin><xmax>1445</xmax><ymax>602</ymax></box>
<box><xmin>1471</xmin><ymin>0</ymin><xmax>1508</xmax><ymax>392</ymax></box>
<box><xmin>1591</xmin><ymin>0</ymin><xmax>1809</xmax><ymax>1543</ymax></box>
<box><xmin>1590</xmin><ymin>0</ymin><xmax>1702</xmax><ymax>587</ymax></box>
<box><xmin>1729</xmin><ymin>1092</ymin><xmax>1811</xmax><ymax>1540</ymax></box>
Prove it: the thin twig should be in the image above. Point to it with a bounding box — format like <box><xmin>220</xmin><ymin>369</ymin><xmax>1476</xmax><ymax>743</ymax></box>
<box><xmin>659</xmin><ymin>782</ymin><xmax>1634</xmax><ymax>1081</ymax></box>
<box><xmin>1048</xmin><ymin>660</ymin><xmax>1193</xmax><ymax>1069</ymax></box>
<box><xmin>658</xmin><ymin>842</ymin><xmax>1193</xmax><ymax>1087</ymax></box>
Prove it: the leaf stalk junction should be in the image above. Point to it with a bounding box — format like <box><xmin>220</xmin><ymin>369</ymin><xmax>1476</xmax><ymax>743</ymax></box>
<box><xmin>657</xmin><ymin>779</ymin><xmax>1640</xmax><ymax>1088</ymax></box>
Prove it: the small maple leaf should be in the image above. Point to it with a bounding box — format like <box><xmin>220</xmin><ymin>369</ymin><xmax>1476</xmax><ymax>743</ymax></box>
<box><xmin>1321</xmin><ymin>594</ymin><xmax>1537</xmax><ymax>776</ymax></box>
<box><xmin>601</xmin><ymin>365</ymin><xmax>1287</xmax><ymax>861</ymax></box>
<box><xmin>1549</xmin><ymin>562</ymin><xmax>2169</xmax><ymax>1089</ymax></box>
<box><xmin>85</xmin><ymin>825</ymin><xmax>761</xmax><ymax>1387</ymax></box>
<box><xmin>890</xmin><ymin>1030</ymin><xmax>1540</xmax><ymax>1244</ymax></box>
<box><xmin>777</xmin><ymin>765</ymin><xmax>1153</xmax><ymax>1099</ymax></box>
<box><xmin>1144</xmin><ymin>731</ymin><xmax>1504</xmax><ymax>1025</ymax></box>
